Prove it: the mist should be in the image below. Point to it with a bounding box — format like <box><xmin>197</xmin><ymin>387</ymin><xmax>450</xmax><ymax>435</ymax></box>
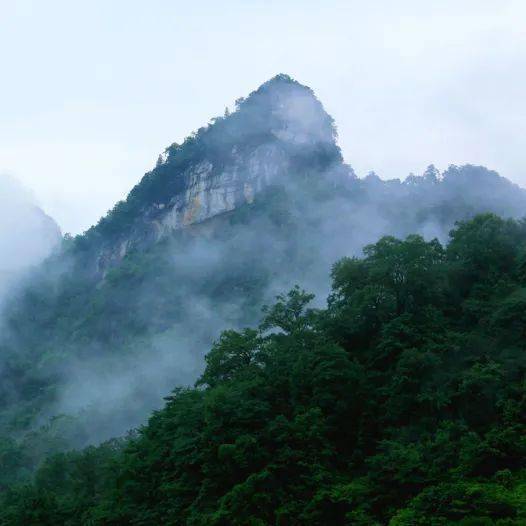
<box><xmin>0</xmin><ymin>174</ymin><xmax>60</xmax><ymax>311</ymax></box>
<box><xmin>2</xmin><ymin>2</ymin><xmax>525</xmax><ymax>235</ymax></box>
<box><xmin>1</xmin><ymin>77</ymin><xmax>526</xmax><ymax>456</ymax></box>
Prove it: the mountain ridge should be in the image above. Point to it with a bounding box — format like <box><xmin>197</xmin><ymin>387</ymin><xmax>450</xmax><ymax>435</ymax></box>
<box><xmin>80</xmin><ymin>74</ymin><xmax>345</xmax><ymax>274</ymax></box>
<box><xmin>1</xmin><ymin>74</ymin><xmax>526</xmax><ymax>463</ymax></box>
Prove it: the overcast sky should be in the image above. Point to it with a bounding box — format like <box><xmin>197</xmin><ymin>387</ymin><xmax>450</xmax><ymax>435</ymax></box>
<box><xmin>1</xmin><ymin>0</ymin><xmax>524</xmax><ymax>234</ymax></box>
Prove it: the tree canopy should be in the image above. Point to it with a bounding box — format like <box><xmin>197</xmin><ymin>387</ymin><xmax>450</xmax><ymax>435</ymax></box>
<box><xmin>1</xmin><ymin>213</ymin><xmax>526</xmax><ymax>525</ymax></box>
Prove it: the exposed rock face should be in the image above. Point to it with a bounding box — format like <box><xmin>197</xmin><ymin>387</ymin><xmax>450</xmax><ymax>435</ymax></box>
<box><xmin>160</xmin><ymin>143</ymin><xmax>287</xmax><ymax>232</ymax></box>
<box><xmin>97</xmin><ymin>145</ymin><xmax>291</xmax><ymax>271</ymax></box>
<box><xmin>93</xmin><ymin>74</ymin><xmax>342</xmax><ymax>273</ymax></box>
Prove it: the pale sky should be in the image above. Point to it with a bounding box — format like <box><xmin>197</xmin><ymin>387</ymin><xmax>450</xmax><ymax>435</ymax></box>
<box><xmin>1</xmin><ymin>1</ymin><xmax>525</xmax><ymax>234</ymax></box>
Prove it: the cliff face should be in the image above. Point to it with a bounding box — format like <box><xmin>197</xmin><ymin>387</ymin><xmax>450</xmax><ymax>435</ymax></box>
<box><xmin>90</xmin><ymin>74</ymin><xmax>343</xmax><ymax>273</ymax></box>
<box><xmin>99</xmin><ymin>143</ymin><xmax>291</xmax><ymax>270</ymax></box>
<box><xmin>158</xmin><ymin>144</ymin><xmax>285</xmax><ymax>228</ymax></box>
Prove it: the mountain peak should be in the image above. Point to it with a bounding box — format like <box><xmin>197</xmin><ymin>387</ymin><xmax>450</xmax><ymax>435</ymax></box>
<box><xmin>243</xmin><ymin>73</ymin><xmax>314</xmax><ymax>98</ymax></box>
<box><xmin>246</xmin><ymin>73</ymin><xmax>301</xmax><ymax>95</ymax></box>
<box><xmin>235</xmin><ymin>74</ymin><xmax>337</xmax><ymax>146</ymax></box>
<box><xmin>85</xmin><ymin>76</ymin><xmax>343</xmax><ymax>272</ymax></box>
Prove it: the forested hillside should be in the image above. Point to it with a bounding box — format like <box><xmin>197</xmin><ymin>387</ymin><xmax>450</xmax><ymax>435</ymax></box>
<box><xmin>2</xmin><ymin>213</ymin><xmax>525</xmax><ymax>525</ymax></box>
<box><xmin>1</xmin><ymin>77</ymin><xmax>526</xmax><ymax>523</ymax></box>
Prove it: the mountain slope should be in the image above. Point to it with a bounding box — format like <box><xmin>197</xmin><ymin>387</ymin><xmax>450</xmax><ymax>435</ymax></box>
<box><xmin>2</xmin><ymin>213</ymin><xmax>526</xmax><ymax>525</ymax></box>
<box><xmin>0</xmin><ymin>74</ymin><xmax>526</xmax><ymax>469</ymax></box>
<box><xmin>82</xmin><ymin>74</ymin><xmax>343</xmax><ymax>274</ymax></box>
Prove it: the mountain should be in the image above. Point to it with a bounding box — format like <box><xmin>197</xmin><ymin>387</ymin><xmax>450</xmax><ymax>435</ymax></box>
<box><xmin>82</xmin><ymin>74</ymin><xmax>343</xmax><ymax>274</ymax></box>
<box><xmin>0</xmin><ymin>175</ymin><xmax>61</xmax><ymax>307</ymax></box>
<box><xmin>1</xmin><ymin>74</ymin><xmax>526</xmax><ymax>476</ymax></box>
<box><xmin>2</xmin><ymin>213</ymin><xmax>526</xmax><ymax>525</ymax></box>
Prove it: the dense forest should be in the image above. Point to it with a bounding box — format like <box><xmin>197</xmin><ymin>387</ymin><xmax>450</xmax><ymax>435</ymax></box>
<box><xmin>1</xmin><ymin>213</ymin><xmax>525</xmax><ymax>524</ymax></box>
<box><xmin>1</xmin><ymin>76</ymin><xmax>526</xmax><ymax>524</ymax></box>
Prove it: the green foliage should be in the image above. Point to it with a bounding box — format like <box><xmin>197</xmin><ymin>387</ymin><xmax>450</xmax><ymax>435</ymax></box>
<box><xmin>197</xmin><ymin>329</ymin><xmax>261</xmax><ymax>388</ymax></box>
<box><xmin>2</xmin><ymin>214</ymin><xmax>526</xmax><ymax>524</ymax></box>
<box><xmin>82</xmin><ymin>74</ymin><xmax>340</xmax><ymax>246</ymax></box>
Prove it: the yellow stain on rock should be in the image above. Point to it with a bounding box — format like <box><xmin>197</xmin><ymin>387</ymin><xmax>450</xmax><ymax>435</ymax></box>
<box><xmin>183</xmin><ymin>194</ymin><xmax>202</xmax><ymax>225</ymax></box>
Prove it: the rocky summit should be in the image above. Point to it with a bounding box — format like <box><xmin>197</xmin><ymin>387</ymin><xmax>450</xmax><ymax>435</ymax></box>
<box><xmin>90</xmin><ymin>75</ymin><xmax>344</xmax><ymax>272</ymax></box>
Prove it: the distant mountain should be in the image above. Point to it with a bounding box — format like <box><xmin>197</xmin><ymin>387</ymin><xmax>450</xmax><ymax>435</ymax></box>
<box><xmin>0</xmin><ymin>74</ymin><xmax>525</xmax><ymax>471</ymax></box>
<box><xmin>0</xmin><ymin>176</ymin><xmax>60</xmax><ymax>305</ymax></box>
